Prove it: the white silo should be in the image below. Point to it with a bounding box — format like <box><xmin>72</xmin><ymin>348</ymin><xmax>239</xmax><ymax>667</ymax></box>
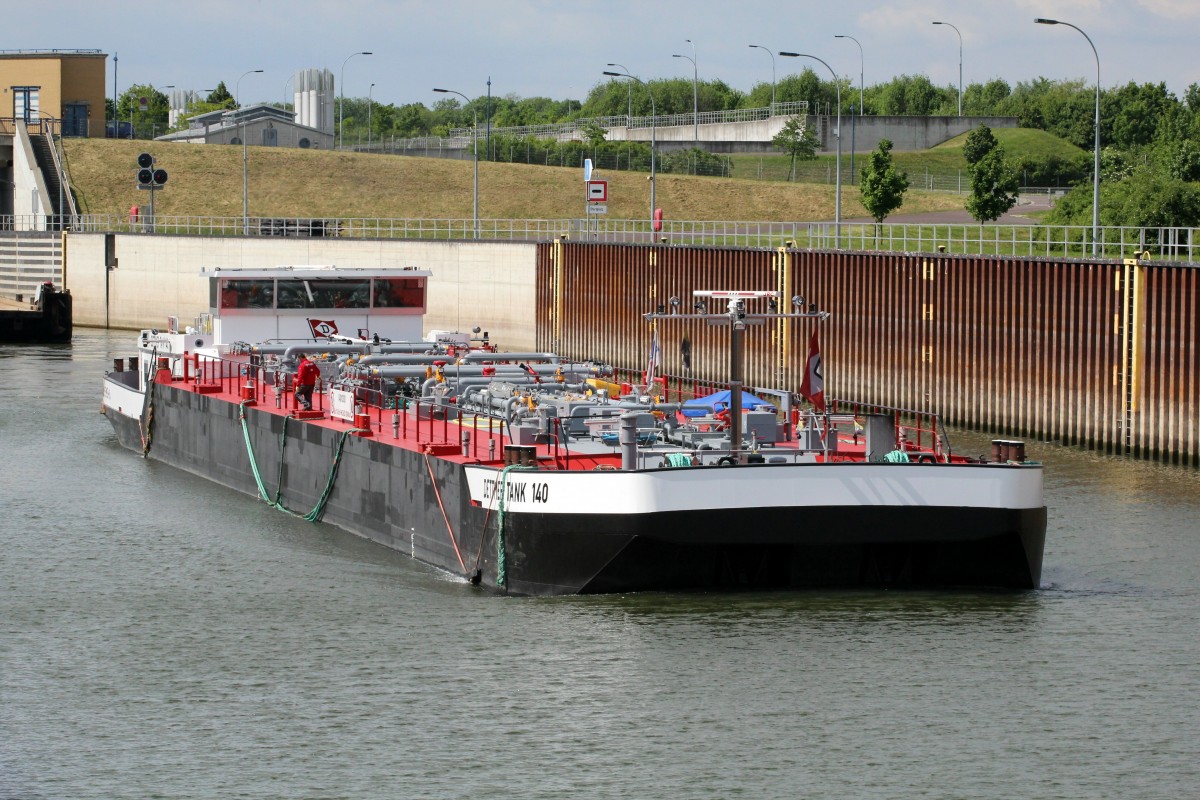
<box><xmin>294</xmin><ymin>68</ymin><xmax>334</xmax><ymax>134</ymax></box>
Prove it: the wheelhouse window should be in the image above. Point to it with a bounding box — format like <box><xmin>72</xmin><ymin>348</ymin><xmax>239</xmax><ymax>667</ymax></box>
<box><xmin>277</xmin><ymin>278</ymin><xmax>371</xmax><ymax>309</ymax></box>
<box><xmin>213</xmin><ymin>275</ymin><xmax>426</xmax><ymax>312</ymax></box>
<box><xmin>219</xmin><ymin>279</ymin><xmax>275</xmax><ymax>309</ymax></box>
<box><xmin>373</xmin><ymin>278</ymin><xmax>425</xmax><ymax>310</ymax></box>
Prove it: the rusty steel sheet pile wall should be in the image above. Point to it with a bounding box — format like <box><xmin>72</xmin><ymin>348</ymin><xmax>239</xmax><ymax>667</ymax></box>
<box><xmin>537</xmin><ymin>242</ymin><xmax>1200</xmax><ymax>466</ymax></box>
<box><xmin>1136</xmin><ymin>262</ymin><xmax>1199</xmax><ymax>464</ymax></box>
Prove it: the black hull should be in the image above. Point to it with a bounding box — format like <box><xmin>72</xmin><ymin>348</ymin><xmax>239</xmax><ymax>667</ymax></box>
<box><xmin>500</xmin><ymin>506</ymin><xmax>1045</xmax><ymax>595</ymax></box>
<box><xmin>104</xmin><ymin>381</ymin><xmax>1045</xmax><ymax>596</ymax></box>
<box><xmin>0</xmin><ymin>291</ymin><xmax>72</xmax><ymax>344</ymax></box>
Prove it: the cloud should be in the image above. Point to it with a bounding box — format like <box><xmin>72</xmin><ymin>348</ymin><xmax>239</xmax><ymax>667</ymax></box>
<box><xmin>1137</xmin><ymin>0</ymin><xmax>1200</xmax><ymax>16</ymax></box>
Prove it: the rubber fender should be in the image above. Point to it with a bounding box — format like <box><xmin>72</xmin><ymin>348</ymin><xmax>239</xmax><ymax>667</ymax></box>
<box><xmin>717</xmin><ymin>456</ymin><xmax>737</xmax><ymax>466</ymax></box>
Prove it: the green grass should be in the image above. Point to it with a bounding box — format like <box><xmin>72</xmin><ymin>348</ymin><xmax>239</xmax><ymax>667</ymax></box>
<box><xmin>729</xmin><ymin>127</ymin><xmax>1087</xmax><ymax>189</ymax></box>
<box><xmin>62</xmin><ymin>137</ymin><xmax>966</xmax><ymax>222</ymax></box>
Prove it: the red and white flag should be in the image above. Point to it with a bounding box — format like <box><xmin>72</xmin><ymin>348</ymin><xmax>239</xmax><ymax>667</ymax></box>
<box><xmin>799</xmin><ymin>327</ymin><xmax>825</xmax><ymax>412</ymax></box>
<box><xmin>308</xmin><ymin>318</ymin><xmax>339</xmax><ymax>338</ymax></box>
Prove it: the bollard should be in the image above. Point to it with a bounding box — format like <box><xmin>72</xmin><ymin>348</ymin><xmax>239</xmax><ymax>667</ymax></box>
<box><xmin>392</xmin><ymin>413</ymin><xmax>400</xmax><ymax>439</ymax></box>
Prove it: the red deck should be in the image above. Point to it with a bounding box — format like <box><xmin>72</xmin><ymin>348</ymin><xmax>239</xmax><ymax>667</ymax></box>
<box><xmin>159</xmin><ymin>352</ymin><xmax>959</xmax><ymax>469</ymax></box>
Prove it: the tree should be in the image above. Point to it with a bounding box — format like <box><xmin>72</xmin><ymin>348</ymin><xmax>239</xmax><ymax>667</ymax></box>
<box><xmin>962</xmin><ymin>124</ymin><xmax>999</xmax><ymax>165</ymax></box>
<box><xmin>771</xmin><ymin>116</ymin><xmax>819</xmax><ymax>180</ymax></box>
<box><xmin>1103</xmin><ymin>172</ymin><xmax>1200</xmax><ymax>228</ymax></box>
<box><xmin>115</xmin><ymin>84</ymin><xmax>170</xmax><ymax>139</ymax></box>
<box><xmin>579</xmin><ymin>121</ymin><xmax>608</xmax><ymax>149</ymax></box>
<box><xmin>859</xmin><ymin>138</ymin><xmax>910</xmax><ymax>226</ymax></box>
<box><xmin>966</xmin><ymin>148</ymin><xmax>1020</xmax><ymax>223</ymax></box>
<box><xmin>961</xmin><ymin>124</ymin><xmax>1019</xmax><ymax>224</ymax></box>
<box><xmin>206</xmin><ymin>82</ymin><xmax>234</xmax><ymax>109</ymax></box>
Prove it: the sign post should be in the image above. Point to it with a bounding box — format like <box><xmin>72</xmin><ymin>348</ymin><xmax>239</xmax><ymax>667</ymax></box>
<box><xmin>586</xmin><ymin>178</ymin><xmax>608</xmax><ymax>238</ymax></box>
<box><xmin>582</xmin><ymin>159</ymin><xmax>592</xmax><ymax>240</ymax></box>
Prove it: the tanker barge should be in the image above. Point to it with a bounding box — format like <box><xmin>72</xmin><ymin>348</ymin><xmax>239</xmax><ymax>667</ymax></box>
<box><xmin>101</xmin><ymin>264</ymin><xmax>1046</xmax><ymax>595</ymax></box>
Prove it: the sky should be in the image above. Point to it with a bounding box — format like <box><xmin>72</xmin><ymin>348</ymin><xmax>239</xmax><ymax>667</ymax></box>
<box><xmin>9</xmin><ymin>1</ymin><xmax>1198</xmax><ymax>109</ymax></box>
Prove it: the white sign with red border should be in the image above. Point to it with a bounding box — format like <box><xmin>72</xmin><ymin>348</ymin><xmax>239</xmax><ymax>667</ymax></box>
<box><xmin>587</xmin><ymin>180</ymin><xmax>608</xmax><ymax>202</ymax></box>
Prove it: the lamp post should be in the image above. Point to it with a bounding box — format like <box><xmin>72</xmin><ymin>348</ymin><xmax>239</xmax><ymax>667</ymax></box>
<box><xmin>1036</xmin><ymin>18</ymin><xmax>1101</xmax><ymax>256</ymax></box>
<box><xmin>780</xmin><ymin>52</ymin><xmax>841</xmax><ymax>248</ymax></box>
<box><xmin>339</xmin><ymin>51</ymin><xmax>371</xmax><ymax>149</ymax></box>
<box><xmin>283</xmin><ymin>74</ymin><xmax>295</xmax><ymax>119</ymax></box>
<box><xmin>931</xmin><ymin>21</ymin><xmax>962</xmax><ymax>116</ymax></box>
<box><xmin>433</xmin><ymin>88</ymin><xmax>478</xmax><ymax>239</ymax></box>
<box><xmin>236</xmin><ymin>68</ymin><xmax>263</xmax><ymax>236</ymax></box>
<box><xmin>603</xmin><ymin>70</ymin><xmax>656</xmax><ymax>223</ymax></box>
<box><xmin>606</xmin><ymin>62</ymin><xmax>633</xmax><ymax>121</ymax></box>
<box><xmin>368</xmin><ymin>83</ymin><xmax>375</xmax><ymax>148</ymax></box>
<box><xmin>672</xmin><ymin>39</ymin><xmax>698</xmax><ymax>143</ymax></box>
<box><xmin>834</xmin><ymin>35</ymin><xmax>863</xmax><ymax>115</ymax></box>
<box><xmin>161</xmin><ymin>85</ymin><xmax>175</xmax><ymax>137</ymax></box>
<box><xmin>748</xmin><ymin>44</ymin><xmax>776</xmax><ymax>111</ymax></box>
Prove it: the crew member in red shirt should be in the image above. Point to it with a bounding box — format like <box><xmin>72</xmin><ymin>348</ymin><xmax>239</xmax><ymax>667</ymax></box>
<box><xmin>295</xmin><ymin>353</ymin><xmax>321</xmax><ymax>411</ymax></box>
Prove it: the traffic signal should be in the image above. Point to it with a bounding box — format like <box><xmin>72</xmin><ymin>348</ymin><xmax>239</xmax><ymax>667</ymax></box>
<box><xmin>136</xmin><ymin>153</ymin><xmax>168</xmax><ymax>187</ymax></box>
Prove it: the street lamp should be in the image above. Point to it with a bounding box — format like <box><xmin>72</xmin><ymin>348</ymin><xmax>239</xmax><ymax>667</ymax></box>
<box><xmin>748</xmin><ymin>44</ymin><xmax>776</xmax><ymax>111</ymax></box>
<box><xmin>606</xmin><ymin>62</ymin><xmax>633</xmax><ymax>121</ymax></box>
<box><xmin>603</xmin><ymin>70</ymin><xmax>656</xmax><ymax>223</ymax></box>
<box><xmin>339</xmin><ymin>51</ymin><xmax>371</xmax><ymax>149</ymax></box>
<box><xmin>236</xmin><ymin>68</ymin><xmax>263</xmax><ymax>236</ymax></box>
<box><xmin>433</xmin><ymin>88</ymin><xmax>478</xmax><ymax>239</ymax></box>
<box><xmin>161</xmin><ymin>85</ymin><xmax>175</xmax><ymax>137</ymax></box>
<box><xmin>368</xmin><ymin>83</ymin><xmax>375</xmax><ymax>148</ymax></box>
<box><xmin>672</xmin><ymin>39</ymin><xmax>698</xmax><ymax>143</ymax></box>
<box><xmin>834</xmin><ymin>35</ymin><xmax>863</xmax><ymax>115</ymax></box>
<box><xmin>780</xmin><ymin>52</ymin><xmax>841</xmax><ymax>248</ymax></box>
<box><xmin>1036</xmin><ymin>17</ymin><xmax>1101</xmax><ymax>256</ymax></box>
<box><xmin>931</xmin><ymin>21</ymin><xmax>962</xmax><ymax>116</ymax></box>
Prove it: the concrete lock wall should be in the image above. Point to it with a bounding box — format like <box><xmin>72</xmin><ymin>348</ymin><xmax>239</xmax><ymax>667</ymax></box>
<box><xmin>65</xmin><ymin>234</ymin><xmax>540</xmax><ymax>350</ymax></box>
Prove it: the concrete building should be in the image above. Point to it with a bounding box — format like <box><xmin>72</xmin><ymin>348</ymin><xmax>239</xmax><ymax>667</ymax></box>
<box><xmin>0</xmin><ymin>49</ymin><xmax>107</xmax><ymax>138</ymax></box>
<box><xmin>154</xmin><ymin>103</ymin><xmax>334</xmax><ymax>149</ymax></box>
<box><xmin>0</xmin><ymin>50</ymin><xmax>100</xmax><ymax>229</ymax></box>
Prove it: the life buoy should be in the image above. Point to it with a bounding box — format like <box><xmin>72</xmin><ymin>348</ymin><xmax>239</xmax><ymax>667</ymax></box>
<box><xmin>917</xmin><ymin>454</ymin><xmax>937</xmax><ymax>464</ymax></box>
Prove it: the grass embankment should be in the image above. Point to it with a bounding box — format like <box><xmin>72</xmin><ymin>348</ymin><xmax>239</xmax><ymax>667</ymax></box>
<box><xmin>729</xmin><ymin>127</ymin><xmax>1085</xmax><ymax>195</ymax></box>
<box><xmin>65</xmin><ymin>138</ymin><xmax>972</xmax><ymax>223</ymax></box>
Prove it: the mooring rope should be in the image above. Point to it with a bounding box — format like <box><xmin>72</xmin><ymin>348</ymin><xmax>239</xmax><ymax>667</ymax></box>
<box><xmin>495</xmin><ymin>463</ymin><xmax>537</xmax><ymax>588</ymax></box>
<box><xmin>424</xmin><ymin>453</ymin><xmax>467</xmax><ymax>572</ymax></box>
<box><xmin>239</xmin><ymin>401</ymin><xmax>365</xmax><ymax>522</ymax></box>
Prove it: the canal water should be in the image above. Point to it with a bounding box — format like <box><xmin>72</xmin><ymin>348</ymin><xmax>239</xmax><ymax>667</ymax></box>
<box><xmin>2</xmin><ymin>330</ymin><xmax>1197</xmax><ymax>800</ymax></box>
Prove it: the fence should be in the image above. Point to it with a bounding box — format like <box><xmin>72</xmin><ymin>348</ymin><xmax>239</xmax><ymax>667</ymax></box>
<box><xmin>41</xmin><ymin>214</ymin><xmax>1196</xmax><ymax>262</ymax></box>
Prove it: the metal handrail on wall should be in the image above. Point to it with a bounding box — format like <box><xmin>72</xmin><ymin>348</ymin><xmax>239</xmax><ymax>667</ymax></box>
<box><xmin>60</xmin><ymin>213</ymin><xmax>1198</xmax><ymax>261</ymax></box>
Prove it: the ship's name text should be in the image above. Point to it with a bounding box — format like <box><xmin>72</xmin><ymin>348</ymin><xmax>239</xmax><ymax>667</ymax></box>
<box><xmin>481</xmin><ymin>478</ymin><xmax>549</xmax><ymax>504</ymax></box>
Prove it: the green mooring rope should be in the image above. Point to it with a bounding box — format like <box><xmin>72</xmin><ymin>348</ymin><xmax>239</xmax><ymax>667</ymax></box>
<box><xmin>240</xmin><ymin>401</ymin><xmax>366</xmax><ymax>523</ymax></box>
<box><xmin>495</xmin><ymin>464</ymin><xmax>537</xmax><ymax>588</ymax></box>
